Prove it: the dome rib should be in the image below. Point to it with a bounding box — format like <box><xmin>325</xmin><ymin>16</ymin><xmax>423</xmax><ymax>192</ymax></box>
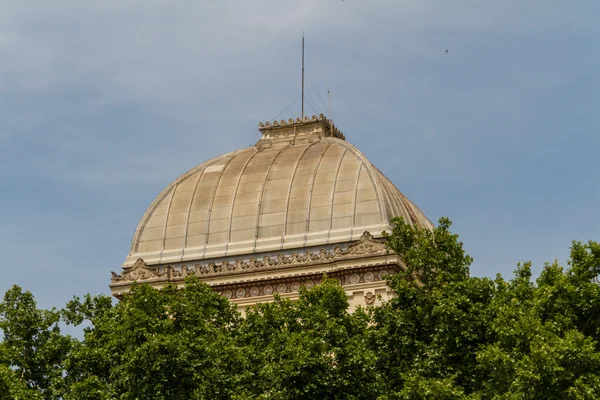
<box><xmin>160</xmin><ymin>183</ymin><xmax>177</xmax><ymax>260</ymax></box>
<box><xmin>224</xmin><ymin>148</ymin><xmax>261</xmax><ymax>256</ymax></box>
<box><xmin>182</xmin><ymin>164</ymin><xmax>209</xmax><ymax>251</ymax></box>
<box><xmin>129</xmin><ymin>150</ymin><xmax>236</xmax><ymax>259</ymax></box>
<box><xmin>204</xmin><ymin>148</ymin><xmax>256</xmax><ymax>259</ymax></box>
<box><xmin>303</xmin><ymin>141</ymin><xmax>335</xmax><ymax>247</ymax></box>
<box><xmin>252</xmin><ymin>146</ymin><xmax>290</xmax><ymax>252</ymax></box>
<box><xmin>177</xmin><ymin>151</ymin><xmax>241</xmax><ymax>257</ymax></box>
<box><xmin>326</xmin><ymin>148</ymin><xmax>349</xmax><ymax>244</ymax></box>
<box><xmin>331</xmin><ymin>138</ymin><xmax>388</xmax><ymax>234</ymax></box>
<box><xmin>349</xmin><ymin>163</ymin><xmax>363</xmax><ymax>239</ymax></box>
<box><xmin>378</xmin><ymin>171</ymin><xmax>408</xmax><ymax>222</ymax></box>
<box><xmin>198</xmin><ymin>152</ymin><xmax>239</xmax><ymax>260</ymax></box>
<box><xmin>281</xmin><ymin>141</ymin><xmax>320</xmax><ymax>241</ymax></box>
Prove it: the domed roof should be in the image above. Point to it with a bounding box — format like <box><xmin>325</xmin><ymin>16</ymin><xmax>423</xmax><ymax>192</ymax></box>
<box><xmin>124</xmin><ymin>116</ymin><xmax>433</xmax><ymax>268</ymax></box>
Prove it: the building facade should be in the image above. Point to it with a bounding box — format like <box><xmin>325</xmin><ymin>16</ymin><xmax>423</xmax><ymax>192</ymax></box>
<box><xmin>110</xmin><ymin>115</ymin><xmax>433</xmax><ymax>312</ymax></box>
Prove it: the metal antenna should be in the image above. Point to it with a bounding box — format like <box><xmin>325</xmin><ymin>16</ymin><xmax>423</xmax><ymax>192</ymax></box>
<box><xmin>327</xmin><ymin>89</ymin><xmax>333</xmax><ymax>123</ymax></box>
<box><xmin>301</xmin><ymin>32</ymin><xmax>305</xmax><ymax>118</ymax></box>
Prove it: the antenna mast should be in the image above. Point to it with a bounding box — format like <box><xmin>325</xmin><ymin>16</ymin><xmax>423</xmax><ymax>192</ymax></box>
<box><xmin>301</xmin><ymin>33</ymin><xmax>305</xmax><ymax>118</ymax></box>
<box><xmin>327</xmin><ymin>89</ymin><xmax>333</xmax><ymax>123</ymax></box>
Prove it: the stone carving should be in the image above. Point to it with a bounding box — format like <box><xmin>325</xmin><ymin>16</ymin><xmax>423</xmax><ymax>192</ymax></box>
<box><xmin>260</xmin><ymin>114</ymin><xmax>319</xmax><ymax>128</ymax></box>
<box><xmin>113</xmin><ymin>264</ymin><xmax>393</xmax><ymax>302</ymax></box>
<box><xmin>276</xmin><ymin>283</ymin><xmax>287</xmax><ymax>293</ymax></box>
<box><xmin>346</xmin><ymin>231</ymin><xmax>387</xmax><ymax>255</ymax></box>
<box><xmin>258</xmin><ymin>114</ymin><xmax>345</xmax><ymax>140</ymax></box>
<box><xmin>214</xmin><ymin>267</ymin><xmax>393</xmax><ymax>301</ymax></box>
<box><xmin>111</xmin><ymin>258</ymin><xmax>167</xmax><ymax>282</ymax></box>
<box><xmin>111</xmin><ymin>230</ymin><xmax>388</xmax><ymax>287</ymax></box>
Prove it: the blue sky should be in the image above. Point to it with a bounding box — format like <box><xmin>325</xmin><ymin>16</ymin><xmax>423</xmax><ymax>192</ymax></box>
<box><xmin>1</xmin><ymin>1</ymin><xmax>598</xmax><ymax>311</ymax></box>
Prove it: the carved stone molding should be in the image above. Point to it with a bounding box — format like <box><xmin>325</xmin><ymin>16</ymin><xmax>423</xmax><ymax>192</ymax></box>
<box><xmin>258</xmin><ymin>114</ymin><xmax>346</xmax><ymax>140</ymax></box>
<box><xmin>346</xmin><ymin>231</ymin><xmax>386</xmax><ymax>255</ymax></box>
<box><xmin>110</xmin><ymin>231</ymin><xmax>388</xmax><ymax>289</ymax></box>
<box><xmin>215</xmin><ymin>265</ymin><xmax>395</xmax><ymax>301</ymax></box>
<box><xmin>110</xmin><ymin>258</ymin><xmax>166</xmax><ymax>282</ymax></box>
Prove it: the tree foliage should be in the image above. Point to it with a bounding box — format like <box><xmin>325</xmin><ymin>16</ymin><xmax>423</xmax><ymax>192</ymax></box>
<box><xmin>238</xmin><ymin>278</ymin><xmax>378</xmax><ymax>399</ymax></box>
<box><xmin>0</xmin><ymin>286</ymin><xmax>71</xmax><ymax>400</ymax></box>
<box><xmin>62</xmin><ymin>280</ymin><xmax>245</xmax><ymax>400</ymax></box>
<box><xmin>1</xmin><ymin>217</ymin><xmax>599</xmax><ymax>399</ymax></box>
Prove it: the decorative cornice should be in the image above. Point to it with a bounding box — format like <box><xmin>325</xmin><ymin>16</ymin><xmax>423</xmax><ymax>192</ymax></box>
<box><xmin>110</xmin><ymin>231</ymin><xmax>387</xmax><ymax>288</ymax></box>
<box><xmin>214</xmin><ymin>265</ymin><xmax>396</xmax><ymax>300</ymax></box>
<box><xmin>258</xmin><ymin>113</ymin><xmax>345</xmax><ymax>140</ymax></box>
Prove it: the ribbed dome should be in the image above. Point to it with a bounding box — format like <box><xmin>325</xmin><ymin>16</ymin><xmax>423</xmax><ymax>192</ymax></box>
<box><xmin>124</xmin><ymin>117</ymin><xmax>433</xmax><ymax>268</ymax></box>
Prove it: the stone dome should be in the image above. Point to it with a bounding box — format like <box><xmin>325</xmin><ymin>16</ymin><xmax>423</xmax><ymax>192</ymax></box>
<box><xmin>124</xmin><ymin>115</ymin><xmax>433</xmax><ymax>268</ymax></box>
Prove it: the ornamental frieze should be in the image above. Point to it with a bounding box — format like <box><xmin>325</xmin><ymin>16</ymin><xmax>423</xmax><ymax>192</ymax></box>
<box><xmin>214</xmin><ymin>265</ymin><xmax>396</xmax><ymax>300</ymax></box>
<box><xmin>110</xmin><ymin>231</ymin><xmax>388</xmax><ymax>288</ymax></box>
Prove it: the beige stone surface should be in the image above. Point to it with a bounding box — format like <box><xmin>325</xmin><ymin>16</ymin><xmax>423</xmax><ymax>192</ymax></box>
<box><xmin>124</xmin><ymin>116</ymin><xmax>433</xmax><ymax>268</ymax></box>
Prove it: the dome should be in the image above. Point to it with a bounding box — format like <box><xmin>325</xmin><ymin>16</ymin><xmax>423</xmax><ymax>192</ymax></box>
<box><xmin>124</xmin><ymin>115</ymin><xmax>433</xmax><ymax>268</ymax></box>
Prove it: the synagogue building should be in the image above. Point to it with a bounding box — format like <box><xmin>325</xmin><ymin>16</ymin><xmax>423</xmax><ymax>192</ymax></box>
<box><xmin>110</xmin><ymin>115</ymin><xmax>433</xmax><ymax>312</ymax></box>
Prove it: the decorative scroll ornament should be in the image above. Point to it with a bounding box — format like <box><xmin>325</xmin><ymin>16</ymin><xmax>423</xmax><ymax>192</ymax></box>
<box><xmin>346</xmin><ymin>231</ymin><xmax>387</xmax><ymax>255</ymax></box>
<box><xmin>111</xmin><ymin>231</ymin><xmax>388</xmax><ymax>286</ymax></box>
<box><xmin>111</xmin><ymin>258</ymin><xmax>167</xmax><ymax>282</ymax></box>
<box><xmin>365</xmin><ymin>292</ymin><xmax>376</xmax><ymax>306</ymax></box>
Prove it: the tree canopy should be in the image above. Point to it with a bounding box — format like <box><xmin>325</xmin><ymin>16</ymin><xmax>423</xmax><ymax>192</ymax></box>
<box><xmin>1</xmin><ymin>217</ymin><xmax>599</xmax><ymax>399</ymax></box>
